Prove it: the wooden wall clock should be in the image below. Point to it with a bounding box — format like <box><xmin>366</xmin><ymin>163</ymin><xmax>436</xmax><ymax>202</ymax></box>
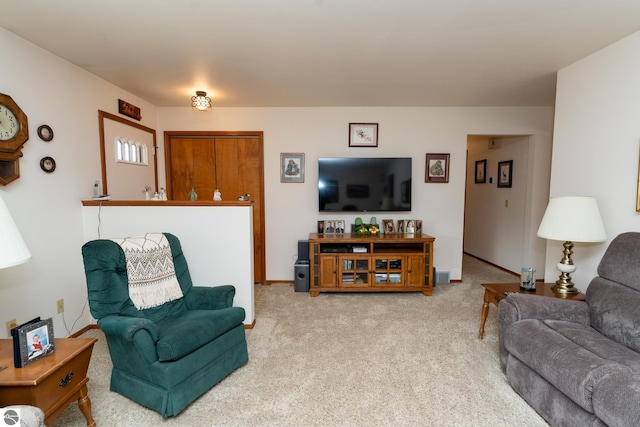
<box><xmin>0</xmin><ymin>93</ymin><xmax>29</xmax><ymax>185</ymax></box>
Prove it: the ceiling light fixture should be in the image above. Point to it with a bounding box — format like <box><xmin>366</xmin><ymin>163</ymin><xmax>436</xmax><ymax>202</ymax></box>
<box><xmin>191</xmin><ymin>91</ymin><xmax>211</xmax><ymax>112</ymax></box>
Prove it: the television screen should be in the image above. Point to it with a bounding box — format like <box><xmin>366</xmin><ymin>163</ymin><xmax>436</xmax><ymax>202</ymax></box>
<box><xmin>318</xmin><ymin>157</ymin><xmax>412</xmax><ymax>212</ymax></box>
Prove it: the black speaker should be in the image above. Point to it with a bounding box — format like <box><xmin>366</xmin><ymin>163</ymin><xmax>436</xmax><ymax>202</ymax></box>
<box><xmin>297</xmin><ymin>240</ymin><xmax>309</xmax><ymax>261</ymax></box>
<box><xmin>294</xmin><ymin>261</ymin><xmax>310</xmax><ymax>292</ymax></box>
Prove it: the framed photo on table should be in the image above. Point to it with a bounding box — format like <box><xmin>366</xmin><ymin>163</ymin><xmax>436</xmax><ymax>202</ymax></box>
<box><xmin>13</xmin><ymin>317</ymin><xmax>55</xmax><ymax>368</ymax></box>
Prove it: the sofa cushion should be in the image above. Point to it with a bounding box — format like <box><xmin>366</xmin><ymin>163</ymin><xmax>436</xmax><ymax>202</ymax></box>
<box><xmin>596</xmin><ymin>232</ymin><xmax>640</xmax><ymax>292</ymax></box>
<box><xmin>591</xmin><ymin>369</ymin><xmax>640</xmax><ymax>427</ymax></box>
<box><xmin>504</xmin><ymin>318</ymin><xmax>640</xmax><ymax>412</ymax></box>
<box><xmin>587</xmin><ymin>277</ymin><xmax>640</xmax><ymax>354</ymax></box>
<box><xmin>155</xmin><ymin>307</ymin><xmax>246</xmax><ymax>362</ymax></box>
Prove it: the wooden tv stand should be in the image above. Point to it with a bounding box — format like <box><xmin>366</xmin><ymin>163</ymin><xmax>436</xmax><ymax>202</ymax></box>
<box><xmin>308</xmin><ymin>233</ymin><xmax>435</xmax><ymax>297</ymax></box>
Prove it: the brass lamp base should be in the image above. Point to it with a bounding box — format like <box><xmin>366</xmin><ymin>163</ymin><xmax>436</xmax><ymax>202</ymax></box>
<box><xmin>551</xmin><ymin>280</ymin><xmax>580</xmax><ymax>294</ymax></box>
<box><xmin>552</xmin><ymin>240</ymin><xmax>580</xmax><ymax>294</ymax></box>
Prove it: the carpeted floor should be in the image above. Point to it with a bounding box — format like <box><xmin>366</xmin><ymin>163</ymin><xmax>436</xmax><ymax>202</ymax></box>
<box><xmin>51</xmin><ymin>254</ymin><xmax>548</xmax><ymax>426</ymax></box>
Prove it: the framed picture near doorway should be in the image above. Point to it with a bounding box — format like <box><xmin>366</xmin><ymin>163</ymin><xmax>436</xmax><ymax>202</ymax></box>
<box><xmin>497</xmin><ymin>160</ymin><xmax>513</xmax><ymax>188</ymax></box>
<box><xmin>475</xmin><ymin>159</ymin><xmax>487</xmax><ymax>183</ymax></box>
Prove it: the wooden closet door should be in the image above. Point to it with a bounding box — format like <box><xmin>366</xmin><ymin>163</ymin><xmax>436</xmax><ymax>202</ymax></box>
<box><xmin>214</xmin><ymin>137</ymin><xmax>265</xmax><ymax>285</ymax></box>
<box><xmin>168</xmin><ymin>137</ymin><xmax>216</xmax><ymax>200</ymax></box>
<box><xmin>165</xmin><ymin>133</ymin><xmax>265</xmax><ymax>284</ymax></box>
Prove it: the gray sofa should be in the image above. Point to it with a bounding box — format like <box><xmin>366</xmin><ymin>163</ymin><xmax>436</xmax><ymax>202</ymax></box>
<box><xmin>499</xmin><ymin>232</ymin><xmax>640</xmax><ymax>427</ymax></box>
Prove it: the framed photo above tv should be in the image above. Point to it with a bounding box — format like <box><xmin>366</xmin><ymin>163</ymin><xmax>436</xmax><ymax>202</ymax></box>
<box><xmin>425</xmin><ymin>153</ymin><xmax>450</xmax><ymax>183</ymax></box>
<box><xmin>281</xmin><ymin>153</ymin><xmax>304</xmax><ymax>183</ymax></box>
<box><xmin>349</xmin><ymin>123</ymin><xmax>378</xmax><ymax>147</ymax></box>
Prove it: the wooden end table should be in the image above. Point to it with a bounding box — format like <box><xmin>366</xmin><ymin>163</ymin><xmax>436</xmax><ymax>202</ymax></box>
<box><xmin>478</xmin><ymin>282</ymin><xmax>586</xmax><ymax>340</ymax></box>
<box><xmin>0</xmin><ymin>337</ymin><xmax>97</xmax><ymax>427</ymax></box>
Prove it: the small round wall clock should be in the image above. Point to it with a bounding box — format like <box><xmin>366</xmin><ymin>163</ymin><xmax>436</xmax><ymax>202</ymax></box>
<box><xmin>40</xmin><ymin>156</ymin><xmax>56</xmax><ymax>173</ymax></box>
<box><xmin>37</xmin><ymin>124</ymin><xmax>54</xmax><ymax>141</ymax></box>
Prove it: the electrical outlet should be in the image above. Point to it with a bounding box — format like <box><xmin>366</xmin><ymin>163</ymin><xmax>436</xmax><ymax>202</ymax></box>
<box><xmin>6</xmin><ymin>319</ymin><xmax>17</xmax><ymax>337</ymax></box>
<box><xmin>57</xmin><ymin>298</ymin><xmax>65</xmax><ymax>314</ymax></box>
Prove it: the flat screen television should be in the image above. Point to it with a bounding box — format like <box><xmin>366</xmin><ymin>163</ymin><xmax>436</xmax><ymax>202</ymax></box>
<box><xmin>318</xmin><ymin>157</ymin><xmax>412</xmax><ymax>212</ymax></box>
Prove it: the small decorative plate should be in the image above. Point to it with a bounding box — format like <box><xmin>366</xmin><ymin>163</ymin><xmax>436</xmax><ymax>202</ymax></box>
<box><xmin>40</xmin><ymin>156</ymin><xmax>56</xmax><ymax>173</ymax></box>
<box><xmin>37</xmin><ymin>125</ymin><xmax>54</xmax><ymax>142</ymax></box>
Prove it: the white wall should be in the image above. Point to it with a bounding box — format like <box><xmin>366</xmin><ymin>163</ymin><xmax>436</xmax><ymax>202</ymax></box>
<box><xmin>547</xmin><ymin>31</ymin><xmax>640</xmax><ymax>291</ymax></box>
<box><xmin>0</xmin><ymin>28</ymin><xmax>158</xmax><ymax>337</ymax></box>
<box><xmin>157</xmin><ymin>107</ymin><xmax>554</xmax><ymax>282</ymax></box>
<box><xmin>81</xmin><ymin>204</ymin><xmax>255</xmax><ymax>325</ymax></box>
<box><xmin>464</xmin><ymin>135</ymin><xmax>550</xmax><ymax>275</ymax></box>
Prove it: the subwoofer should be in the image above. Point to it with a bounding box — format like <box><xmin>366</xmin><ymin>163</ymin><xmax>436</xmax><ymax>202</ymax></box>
<box><xmin>294</xmin><ymin>260</ymin><xmax>310</xmax><ymax>292</ymax></box>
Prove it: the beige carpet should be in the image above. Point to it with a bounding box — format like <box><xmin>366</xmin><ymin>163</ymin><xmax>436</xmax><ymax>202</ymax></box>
<box><xmin>51</xmin><ymin>255</ymin><xmax>548</xmax><ymax>426</ymax></box>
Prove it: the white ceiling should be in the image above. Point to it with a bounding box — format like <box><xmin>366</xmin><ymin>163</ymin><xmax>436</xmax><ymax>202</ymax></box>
<box><xmin>2</xmin><ymin>1</ymin><xmax>640</xmax><ymax>108</ymax></box>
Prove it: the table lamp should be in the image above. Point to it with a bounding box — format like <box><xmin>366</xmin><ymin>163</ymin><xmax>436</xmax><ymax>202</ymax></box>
<box><xmin>0</xmin><ymin>194</ymin><xmax>31</xmax><ymax>269</ymax></box>
<box><xmin>537</xmin><ymin>196</ymin><xmax>606</xmax><ymax>294</ymax></box>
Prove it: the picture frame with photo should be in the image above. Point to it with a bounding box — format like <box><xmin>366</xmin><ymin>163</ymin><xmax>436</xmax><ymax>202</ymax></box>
<box><xmin>281</xmin><ymin>153</ymin><xmax>305</xmax><ymax>183</ymax></box>
<box><xmin>322</xmin><ymin>219</ymin><xmax>346</xmax><ymax>234</ymax></box>
<box><xmin>13</xmin><ymin>317</ymin><xmax>55</xmax><ymax>368</ymax></box>
<box><xmin>382</xmin><ymin>219</ymin><xmax>395</xmax><ymax>234</ymax></box>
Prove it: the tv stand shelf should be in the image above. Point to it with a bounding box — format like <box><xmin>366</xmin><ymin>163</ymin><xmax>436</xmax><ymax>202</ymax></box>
<box><xmin>309</xmin><ymin>233</ymin><xmax>435</xmax><ymax>297</ymax></box>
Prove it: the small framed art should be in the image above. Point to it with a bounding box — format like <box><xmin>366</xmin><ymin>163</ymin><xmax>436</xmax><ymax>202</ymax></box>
<box><xmin>475</xmin><ymin>159</ymin><xmax>487</xmax><ymax>183</ymax></box>
<box><xmin>281</xmin><ymin>153</ymin><xmax>305</xmax><ymax>183</ymax></box>
<box><xmin>382</xmin><ymin>219</ymin><xmax>395</xmax><ymax>234</ymax></box>
<box><xmin>13</xmin><ymin>317</ymin><xmax>55</xmax><ymax>368</ymax></box>
<box><xmin>498</xmin><ymin>160</ymin><xmax>513</xmax><ymax>188</ymax></box>
<box><xmin>425</xmin><ymin>153</ymin><xmax>450</xmax><ymax>183</ymax></box>
<box><xmin>349</xmin><ymin>123</ymin><xmax>378</xmax><ymax>147</ymax></box>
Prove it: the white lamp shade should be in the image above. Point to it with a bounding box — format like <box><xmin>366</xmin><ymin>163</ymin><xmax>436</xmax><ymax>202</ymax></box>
<box><xmin>537</xmin><ymin>196</ymin><xmax>606</xmax><ymax>243</ymax></box>
<box><xmin>0</xmin><ymin>194</ymin><xmax>31</xmax><ymax>269</ymax></box>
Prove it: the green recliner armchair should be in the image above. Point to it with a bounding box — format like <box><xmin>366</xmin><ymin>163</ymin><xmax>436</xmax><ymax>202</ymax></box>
<box><xmin>81</xmin><ymin>232</ymin><xmax>248</xmax><ymax>418</ymax></box>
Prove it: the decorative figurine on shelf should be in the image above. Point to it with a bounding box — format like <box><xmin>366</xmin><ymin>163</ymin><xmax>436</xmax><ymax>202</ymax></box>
<box><xmin>369</xmin><ymin>217</ymin><xmax>380</xmax><ymax>235</ymax></box>
<box><xmin>143</xmin><ymin>186</ymin><xmax>151</xmax><ymax>200</ymax></box>
<box><xmin>355</xmin><ymin>217</ymin><xmax>380</xmax><ymax>236</ymax></box>
<box><xmin>237</xmin><ymin>193</ymin><xmax>250</xmax><ymax>201</ymax></box>
<box><xmin>189</xmin><ymin>186</ymin><xmax>198</xmax><ymax>201</ymax></box>
<box><xmin>355</xmin><ymin>217</ymin><xmax>366</xmax><ymax>236</ymax></box>
<box><xmin>213</xmin><ymin>189</ymin><xmax>222</xmax><ymax>201</ymax></box>
<box><xmin>159</xmin><ymin>188</ymin><xmax>167</xmax><ymax>201</ymax></box>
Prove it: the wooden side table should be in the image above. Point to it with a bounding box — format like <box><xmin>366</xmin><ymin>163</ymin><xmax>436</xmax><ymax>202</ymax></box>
<box><xmin>0</xmin><ymin>337</ymin><xmax>97</xmax><ymax>426</ymax></box>
<box><xmin>478</xmin><ymin>282</ymin><xmax>586</xmax><ymax>340</ymax></box>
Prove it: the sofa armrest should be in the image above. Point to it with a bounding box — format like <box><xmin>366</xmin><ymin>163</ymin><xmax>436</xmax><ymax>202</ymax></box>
<box><xmin>498</xmin><ymin>294</ymin><xmax>589</xmax><ymax>372</ymax></box>
<box><xmin>185</xmin><ymin>285</ymin><xmax>236</xmax><ymax>310</ymax></box>
<box><xmin>499</xmin><ymin>293</ymin><xmax>590</xmax><ymax>324</ymax></box>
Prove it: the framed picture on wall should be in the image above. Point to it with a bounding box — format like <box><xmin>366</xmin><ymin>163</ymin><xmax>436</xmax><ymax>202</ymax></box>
<box><xmin>497</xmin><ymin>160</ymin><xmax>513</xmax><ymax>188</ymax></box>
<box><xmin>425</xmin><ymin>153</ymin><xmax>450</xmax><ymax>183</ymax></box>
<box><xmin>349</xmin><ymin>123</ymin><xmax>378</xmax><ymax>147</ymax></box>
<box><xmin>475</xmin><ymin>159</ymin><xmax>487</xmax><ymax>183</ymax></box>
<box><xmin>280</xmin><ymin>153</ymin><xmax>305</xmax><ymax>183</ymax></box>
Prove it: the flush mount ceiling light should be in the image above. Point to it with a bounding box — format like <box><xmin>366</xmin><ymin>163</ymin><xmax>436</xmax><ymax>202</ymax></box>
<box><xmin>191</xmin><ymin>91</ymin><xmax>211</xmax><ymax>111</ymax></box>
